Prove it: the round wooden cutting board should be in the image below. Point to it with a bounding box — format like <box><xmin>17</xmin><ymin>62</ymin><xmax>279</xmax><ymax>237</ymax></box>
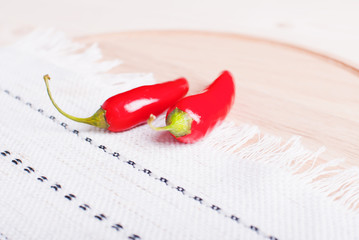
<box><xmin>78</xmin><ymin>31</ymin><xmax>359</xmax><ymax>167</ymax></box>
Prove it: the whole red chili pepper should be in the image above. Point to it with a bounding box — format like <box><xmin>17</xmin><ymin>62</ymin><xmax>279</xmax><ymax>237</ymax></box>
<box><xmin>43</xmin><ymin>74</ymin><xmax>189</xmax><ymax>132</ymax></box>
<box><xmin>148</xmin><ymin>70</ymin><xmax>235</xmax><ymax>143</ymax></box>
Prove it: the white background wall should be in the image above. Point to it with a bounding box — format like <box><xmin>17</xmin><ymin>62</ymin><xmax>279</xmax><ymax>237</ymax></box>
<box><xmin>1</xmin><ymin>0</ymin><xmax>359</xmax><ymax>64</ymax></box>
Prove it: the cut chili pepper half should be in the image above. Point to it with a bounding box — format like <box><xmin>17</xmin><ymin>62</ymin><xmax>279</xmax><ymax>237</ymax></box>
<box><xmin>148</xmin><ymin>70</ymin><xmax>235</xmax><ymax>143</ymax></box>
<box><xmin>44</xmin><ymin>74</ymin><xmax>189</xmax><ymax>132</ymax></box>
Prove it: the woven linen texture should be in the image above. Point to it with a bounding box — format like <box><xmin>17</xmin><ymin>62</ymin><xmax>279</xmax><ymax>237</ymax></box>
<box><xmin>0</xmin><ymin>30</ymin><xmax>358</xmax><ymax>240</ymax></box>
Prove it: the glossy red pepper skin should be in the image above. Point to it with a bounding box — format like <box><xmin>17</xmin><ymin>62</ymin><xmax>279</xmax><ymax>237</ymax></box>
<box><xmin>104</xmin><ymin>78</ymin><xmax>189</xmax><ymax>132</ymax></box>
<box><xmin>164</xmin><ymin>71</ymin><xmax>235</xmax><ymax>143</ymax></box>
<box><xmin>44</xmin><ymin>75</ymin><xmax>189</xmax><ymax>132</ymax></box>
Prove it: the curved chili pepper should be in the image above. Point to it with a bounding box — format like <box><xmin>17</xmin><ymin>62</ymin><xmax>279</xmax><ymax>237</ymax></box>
<box><xmin>148</xmin><ymin>70</ymin><xmax>235</xmax><ymax>143</ymax></box>
<box><xmin>43</xmin><ymin>75</ymin><xmax>189</xmax><ymax>132</ymax></box>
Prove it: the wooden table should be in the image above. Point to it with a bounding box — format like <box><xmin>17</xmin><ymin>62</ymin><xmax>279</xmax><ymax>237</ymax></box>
<box><xmin>78</xmin><ymin>30</ymin><xmax>359</xmax><ymax>167</ymax></box>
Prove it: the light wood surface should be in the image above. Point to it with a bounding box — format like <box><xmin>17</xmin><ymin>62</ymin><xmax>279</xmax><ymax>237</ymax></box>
<box><xmin>78</xmin><ymin>31</ymin><xmax>359</xmax><ymax>167</ymax></box>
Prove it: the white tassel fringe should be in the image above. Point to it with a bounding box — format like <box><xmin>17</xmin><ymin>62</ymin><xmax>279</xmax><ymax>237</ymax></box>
<box><xmin>10</xmin><ymin>29</ymin><xmax>359</xmax><ymax>214</ymax></box>
<box><xmin>207</xmin><ymin>122</ymin><xmax>359</xmax><ymax>213</ymax></box>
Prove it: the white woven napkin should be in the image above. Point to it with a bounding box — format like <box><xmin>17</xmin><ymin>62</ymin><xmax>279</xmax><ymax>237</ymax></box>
<box><xmin>0</xmin><ymin>29</ymin><xmax>358</xmax><ymax>240</ymax></box>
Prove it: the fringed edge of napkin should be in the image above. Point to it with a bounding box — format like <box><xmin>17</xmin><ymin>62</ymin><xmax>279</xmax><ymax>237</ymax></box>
<box><xmin>10</xmin><ymin>28</ymin><xmax>119</xmax><ymax>74</ymax></box>
<box><xmin>206</xmin><ymin>122</ymin><xmax>359</xmax><ymax>213</ymax></box>
<box><xmin>7</xmin><ymin>28</ymin><xmax>155</xmax><ymax>91</ymax></box>
<box><xmin>10</xmin><ymin>29</ymin><xmax>359</xmax><ymax>214</ymax></box>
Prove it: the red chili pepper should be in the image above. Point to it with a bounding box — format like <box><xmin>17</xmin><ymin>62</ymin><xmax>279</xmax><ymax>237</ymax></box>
<box><xmin>148</xmin><ymin>70</ymin><xmax>235</xmax><ymax>143</ymax></box>
<box><xmin>43</xmin><ymin>75</ymin><xmax>189</xmax><ymax>132</ymax></box>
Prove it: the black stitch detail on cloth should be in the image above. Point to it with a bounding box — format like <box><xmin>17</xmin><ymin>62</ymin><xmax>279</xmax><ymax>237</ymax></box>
<box><xmin>1</xmin><ymin>151</ymin><xmax>10</xmax><ymax>156</ymax></box>
<box><xmin>142</xmin><ymin>169</ymin><xmax>152</xmax><ymax>175</ymax></box>
<box><xmin>176</xmin><ymin>186</ymin><xmax>185</xmax><ymax>193</ymax></box>
<box><xmin>85</xmin><ymin>137</ymin><xmax>92</xmax><ymax>143</ymax></box>
<box><xmin>4</xmin><ymin>90</ymin><xmax>279</xmax><ymax>240</ymax></box>
<box><xmin>79</xmin><ymin>204</ymin><xmax>91</xmax><ymax>211</ymax></box>
<box><xmin>269</xmin><ymin>236</ymin><xmax>279</xmax><ymax>240</ymax></box>
<box><xmin>1</xmin><ymin>147</ymin><xmax>138</xmax><ymax>239</ymax></box>
<box><xmin>0</xmin><ymin>232</ymin><xmax>9</xmax><ymax>240</ymax></box>
<box><xmin>49</xmin><ymin>115</ymin><xmax>56</xmax><ymax>120</ymax></box>
<box><xmin>37</xmin><ymin>176</ymin><xmax>48</xmax><ymax>182</ymax></box>
<box><xmin>98</xmin><ymin>145</ymin><xmax>106</xmax><ymax>151</ymax></box>
<box><xmin>24</xmin><ymin>166</ymin><xmax>35</xmax><ymax>173</ymax></box>
<box><xmin>112</xmin><ymin>224</ymin><xmax>124</xmax><ymax>231</ymax></box>
<box><xmin>51</xmin><ymin>184</ymin><xmax>62</xmax><ymax>191</ymax></box>
<box><xmin>159</xmin><ymin>177</ymin><xmax>168</xmax><ymax>185</ymax></box>
<box><xmin>128</xmin><ymin>234</ymin><xmax>141</xmax><ymax>240</ymax></box>
<box><xmin>230</xmin><ymin>215</ymin><xmax>240</xmax><ymax>222</ymax></box>
<box><xmin>250</xmin><ymin>225</ymin><xmax>259</xmax><ymax>232</ymax></box>
<box><xmin>211</xmin><ymin>205</ymin><xmax>221</xmax><ymax>211</ymax></box>
<box><xmin>112</xmin><ymin>152</ymin><xmax>120</xmax><ymax>158</ymax></box>
<box><xmin>4</xmin><ymin>89</ymin><xmax>10</xmax><ymax>94</ymax></box>
<box><xmin>72</xmin><ymin>129</ymin><xmax>79</xmax><ymax>134</ymax></box>
<box><xmin>38</xmin><ymin>109</ymin><xmax>44</xmax><ymax>113</ymax></box>
<box><xmin>94</xmin><ymin>214</ymin><xmax>107</xmax><ymax>221</ymax></box>
<box><xmin>193</xmin><ymin>196</ymin><xmax>203</xmax><ymax>203</ymax></box>
<box><xmin>127</xmin><ymin>160</ymin><xmax>136</xmax><ymax>167</ymax></box>
<box><xmin>12</xmin><ymin>158</ymin><xmax>22</xmax><ymax>165</ymax></box>
<box><xmin>65</xmin><ymin>194</ymin><xmax>76</xmax><ymax>201</ymax></box>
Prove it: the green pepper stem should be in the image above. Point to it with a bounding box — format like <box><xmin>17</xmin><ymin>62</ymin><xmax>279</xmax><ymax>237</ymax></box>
<box><xmin>43</xmin><ymin>74</ymin><xmax>109</xmax><ymax>129</ymax></box>
<box><xmin>147</xmin><ymin>108</ymin><xmax>193</xmax><ymax>137</ymax></box>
